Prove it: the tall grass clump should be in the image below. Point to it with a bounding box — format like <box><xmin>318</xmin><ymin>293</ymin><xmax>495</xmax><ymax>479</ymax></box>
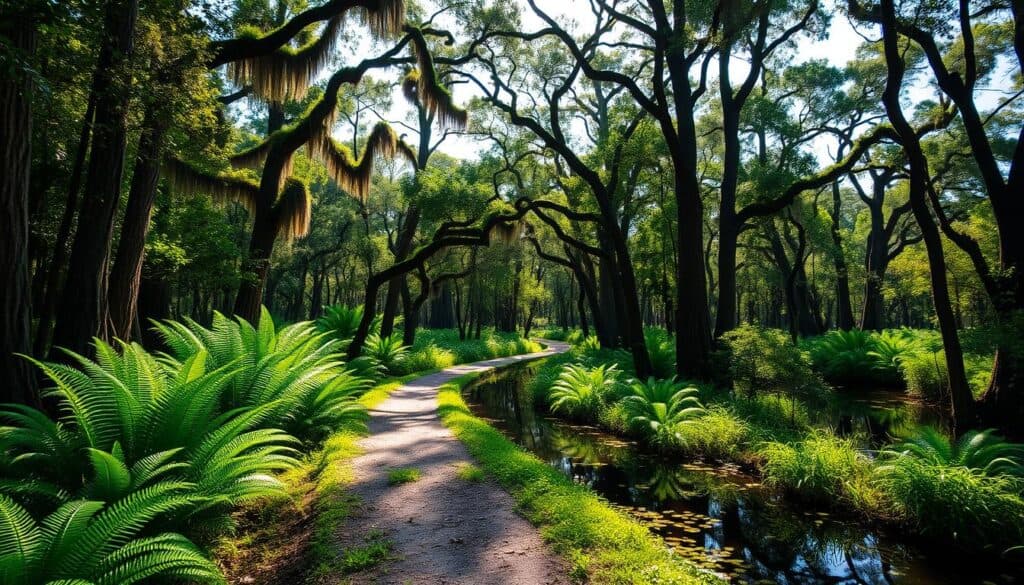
<box><xmin>674</xmin><ymin>407</ymin><xmax>748</xmax><ymax>460</ymax></box>
<box><xmin>900</xmin><ymin>349</ymin><xmax>994</xmax><ymax>401</ymax></box>
<box><xmin>760</xmin><ymin>432</ymin><xmax>876</xmax><ymax>507</ymax></box>
<box><xmin>402</xmin><ymin>329</ymin><xmax>540</xmax><ymax>371</ymax></box>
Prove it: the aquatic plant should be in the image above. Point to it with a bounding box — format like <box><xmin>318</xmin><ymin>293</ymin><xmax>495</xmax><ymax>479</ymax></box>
<box><xmin>549</xmin><ymin>363</ymin><xmax>621</xmax><ymax>421</ymax></box>
<box><xmin>674</xmin><ymin>407</ymin><xmax>748</xmax><ymax>459</ymax></box>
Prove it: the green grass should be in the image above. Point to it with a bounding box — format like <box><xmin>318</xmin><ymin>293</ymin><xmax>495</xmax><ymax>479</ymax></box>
<box><xmin>339</xmin><ymin>530</ymin><xmax>394</xmax><ymax>574</ymax></box>
<box><xmin>387</xmin><ymin>467</ymin><xmax>422</xmax><ymax>485</ymax></box>
<box><xmin>438</xmin><ymin>374</ymin><xmax>722</xmax><ymax>585</ymax></box>
<box><xmin>396</xmin><ymin>329</ymin><xmax>543</xmax><ymax>375</ymax></box>
<box><xmin>455</xmin><ymin>462</ymin><xmax>486</xmax><ymax>482</ymax></box>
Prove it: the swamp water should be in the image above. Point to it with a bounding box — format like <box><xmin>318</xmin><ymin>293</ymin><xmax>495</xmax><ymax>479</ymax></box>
<box><xmin>464</xmin><ymin>364</ymin><xmax>1021</xmax><ymax>585</ymax></box>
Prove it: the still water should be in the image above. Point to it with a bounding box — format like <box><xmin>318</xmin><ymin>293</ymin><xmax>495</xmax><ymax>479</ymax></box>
<box><xmin>464</xmin><ymin>364</ymin><xmax>1021</xmax><ymax>585</ymax></box>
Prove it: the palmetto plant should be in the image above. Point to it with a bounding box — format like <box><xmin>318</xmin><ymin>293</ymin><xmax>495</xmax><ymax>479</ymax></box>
<box><xmin>621</xmin><ymin>378</ymin><xmax>704</xmax><ymax>448</ymax></box>
<box><xmin>151</xmin><ymin>308</ymin><xmax>369</xmax><ymax>439</ymax></box>
<box><xmin>315</xmin><ymin>304</ymin><xmax>381</xmax><ymax>346</ymax></box>
<box><xmin>549</xmin><ymin>363</ymin><xmax>621</xmax><ymax>421</ymax></box>
<box><xmin>1</xmin><ymin>339</ymin><xmax>302</xmax><ymax>509</ymax></box>
<box><xmin>644</xmin><ymin>330</ymin><xmax>676</xmax><ymax>379</ymax></box>
<box><xmin>0</xmin><ymin>491</ymin><xmax>222</xmax><ymax>585</ymax></box>
<box><xmin>879</xmin><ymin>426</ymin><xmax>1024</xmax><ymax>477</ymax></box>
<box><xmin>363</xmin><ymin>333</ymin><xmax>409</xmax><ymax>375</ymax></box>
<box><xmin>805</xmin><ymin>329</ymin><xmax>878</xmax><ymax>384</ymax></box>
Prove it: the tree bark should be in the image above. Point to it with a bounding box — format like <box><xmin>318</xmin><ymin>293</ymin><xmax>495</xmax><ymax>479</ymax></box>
<box><xmin>0</xmin><ymin>15</ymin><xmax>39</xmax><ymax>404</ymax></box>
<box><xmin>51</xmin><ymin>0</ymin><xmax>138</xmax><ymax>356</ymax></box>
<box><xmin>107</xmin><ymin>113</ymin><xmax>166</xmax><ymax>340</ymax></box>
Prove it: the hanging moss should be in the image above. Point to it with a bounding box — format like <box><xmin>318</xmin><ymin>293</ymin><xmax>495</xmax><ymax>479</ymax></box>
<box><xmin>163</xmin><ymin>158</ymin><xmax>260</xmax><ymax>213</ymax></box>
<box><xmin>309</xmin><ymin>121</ymin><xmax>416</xmax><ymax>201</ymax></box>
<box><xmin>274</xmin><ymin>177</ymin><xmax>312</xmax><ymax>241</ymax></box>
<box><xmin>407</xmin><ymin>28</ymin><xmax>468</xmax><ymax>130</ymax></box>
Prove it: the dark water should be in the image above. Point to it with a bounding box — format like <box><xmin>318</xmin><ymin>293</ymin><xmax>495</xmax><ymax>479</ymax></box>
<box><xmin>464</xmin><ymin>364</ymin><xmax>1021</xmax><ymax>585</ymax></box>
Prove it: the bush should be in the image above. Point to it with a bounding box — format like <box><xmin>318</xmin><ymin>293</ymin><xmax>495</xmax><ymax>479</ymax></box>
<box><xmin>760</xmin><ymin>432</ymin><xmax>874</xmax><ymax>505</ymax></box>
<box><xmin>0</xmin><ymin>309</ymin><xmax>373</xmax><ymax>584</ymax></box>
<box><xmin>621</xmin><ymin>377</ymin><xmax>704</xmax><ymax>449</ymax></box>
<box><xmin>880</xmin><ymin>426</ymin><xmax>1024</xmax><ymax>477</ymax></box>
<box><xmin>402</xmin><ymin>329</ymin><xmax>541</xmax><ymax>370</ymax></box>
<box><xmin>803</xmin><ymin>328</ymin><xmax>929</xmax><ymax>387</ymax></box>
<box><xmin>549</xmin><ymin>363</ymin><xmax>621</xmax><ymax>422</ymax></box>
<box><xmin>401</xmin><ymin>342</ymin><xmax>457</xmax><ymax>373</ymax></box>
<box><xmin>644</xmin><ymin>329</ymin><xmax>676</xmax><ymax>379</ymax></box>
<box><xmin>720</xmin><ymin>325</ymin><xmax>819</xmax><ymax>396</ymax></box>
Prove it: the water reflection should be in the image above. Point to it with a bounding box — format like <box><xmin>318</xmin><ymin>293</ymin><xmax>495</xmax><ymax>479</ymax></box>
<box><xmin>465</xmin><ymin>365</ymin><xmax>1018</xmax><ymax>584</ymax></box>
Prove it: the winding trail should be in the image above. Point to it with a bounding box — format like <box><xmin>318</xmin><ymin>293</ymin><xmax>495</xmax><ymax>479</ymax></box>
<box><xmin>337</xmin><ymin>341</ymin><xmax>570</xmax><ymax>584</ymax></box>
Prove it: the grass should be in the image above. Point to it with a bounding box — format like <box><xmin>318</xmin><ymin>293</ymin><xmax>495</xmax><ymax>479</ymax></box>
<box><xmin>387</xmin><ymin>467</ymin><xmax>422</xmax><ymax>485</ymax></box>
<box><xmin>438</xmin><ymin>373</ymin><xmax>722</xmax><ymax>585</ymax></box>
<box><xmin>455</xmin><ymin>462</ymin><xmax>486</xmax><ymax>482</ymax></box>
<box><xmin>338</xmin><ymin>529</ymin><xmax>394</xmax><ymax>574</ymax></box>
<box><xmin>395</xmin><ymin>329</ymin><xmax>543</xmax><ymax>375</ymax></box>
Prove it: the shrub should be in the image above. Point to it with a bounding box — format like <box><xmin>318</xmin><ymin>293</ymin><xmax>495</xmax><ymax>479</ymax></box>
<box><xmin>401</xmin><ymin>342</ymin><xmax>457</xmax><ymax>373</ymax></box>
<box><xmin>315</xmin><ymin>304</ymin><xmax>379</xmax><ymax>345</ymax></box>
<box><xmin>644</xmin><ymin>329</ymin><xmax>676</xmax><ymax>379</ymax></box>
<box><xmin>760</xmin><ymin>432</ymin><xmax>873</xmax><ymax>505</ymax></box>
<box><xmin>549</xmin><ymin>363</ymin><xmax>621</xmax><ymax>422</ymax></box>
<box><xmin>621</xmin><ymin>378</ymin><xmax>704</xmax><ymax>449</ymax></box>
<box><xmin>804</xmin><ymin>329</ymin><xmax>878</xmax><ymax>385</ymax></box>
<box><xmin>720</xmin><ymin>325</ymin><xmax>818</xmax><ymax>396</ymax></box>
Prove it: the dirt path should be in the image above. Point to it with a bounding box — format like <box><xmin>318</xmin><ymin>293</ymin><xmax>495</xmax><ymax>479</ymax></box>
<box><xmin>337</xmin><ymin>341</ymin><xmax>570</xmax><ymax>585</ymax></box>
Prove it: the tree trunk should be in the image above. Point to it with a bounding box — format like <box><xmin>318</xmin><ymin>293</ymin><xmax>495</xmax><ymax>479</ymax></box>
<box><xmin>0</xmin><ymin>17</ymin><xmax>39</xmax><ymax>404</ymax></box>
<box><xmin>878</xmin><ymin>0</ymin><xmax>975</xmax><ymax>432</ymax></box>
<box><xmin>233</xmin><ymin>210</ymin><xmax>278</xmax><ymax>323</ymax></box>
<box><xmin>51</xmin><ymin>0</ymin><xmax>138</xmax><ymax>356</ymax></box>
<box><xmin>34</xmin><ymin>93</ymin><xmax>95</xmax><ymax>355</ymax></box>
<box><xmin>830</xmin><ymin>183</ymin><xmax>855</xmax><ymax>330</ymax></box>
<box><xmin>675</xmin><ymin>167</ymin><xmax>713</xmax><ymax>379</ymax></box>
<box><xmin>107</xmin><ymin>114</ymin><xmax>166</xmax><ymax>340</ymax></box>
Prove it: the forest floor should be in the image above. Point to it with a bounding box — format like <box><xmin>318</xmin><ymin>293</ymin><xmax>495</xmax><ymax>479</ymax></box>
<box><xmin>332</xmin><ymin>341</ymin><xmax>571</xmax><ymax>584</ymax></box>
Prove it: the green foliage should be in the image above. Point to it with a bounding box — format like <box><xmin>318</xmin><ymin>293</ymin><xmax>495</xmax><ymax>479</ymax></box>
<box><xmin>0</xmin><ymin>310</ymin><xmax>375</xmax><ymax>584</ymax></box>
<box><xmin>760</xmin><ymin>433</ymin><xmax>874</xmax><ymax>506</ymax></box>
<box><xmin>874</xmin><ymin>456</ymin><xmax>1024</xmax><ymax>552</ymax></box>
<box><xmin>621</xmin><ymin>378</ymin><xmax>705</xmax><ymax>449</ymax></box>
<box><xmin>152</xmin><ymin>307</ymin><xmax>370</xmax><ymax>443</ymax></box>
<box><xmin>363</xmin><ymin>333</ymin><xmax>410</xmax><ymax>375</ymax></box>
<box><xmin>339</xmin><ymin>531</ymin><xmax>393</xmax><ymax>574</ymax></box>
<box><xmin>720</xmin><ymin>325</ymin><xmax>818</xmax><ymax>396</ymax></box>
<box><xmin>673</xmin><ymin>407</ymin><xmax>748</xmax><ymax>460</ymax></box>
<box><xmin>0</xmin><ymin>491</ymin><xmax>222</xmax><ymax>585</ymax></box>
<box><xmin>549</xmin><ymin>363</ymin><xmax>621</xmax><ymax>421</ymax></box>
<box><xmin>455</xmin><ymin>462</ymin><xmax>486</xmax><ymax>482</ymax></box>
<box><xmin>644</xmin><ymin>329</ymin><xmax>676</xmax><ymax>379</ymax></box>
<box><xmin>804</xmin><ymin>329</ymin><xmax>923</xmax><ymax>386</ymax></box>
<box><xmin>397</xmin><ymin>329</ymin><xmax>541</xmax><ymax>374</ymax></box>
<box><xmin>386</xmin><ymin>467</ymin><xmax>421</xmax><ymax>485</ymax></box>
<box><xmin>880</xmin><ymin>426</ymin><xmax>1024</xmax><ymax>477</ymax></box>
<box><xmin>315</xmin><ymin>304</ymin><xmax>380</xmax><ymax>346</ymax></box>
